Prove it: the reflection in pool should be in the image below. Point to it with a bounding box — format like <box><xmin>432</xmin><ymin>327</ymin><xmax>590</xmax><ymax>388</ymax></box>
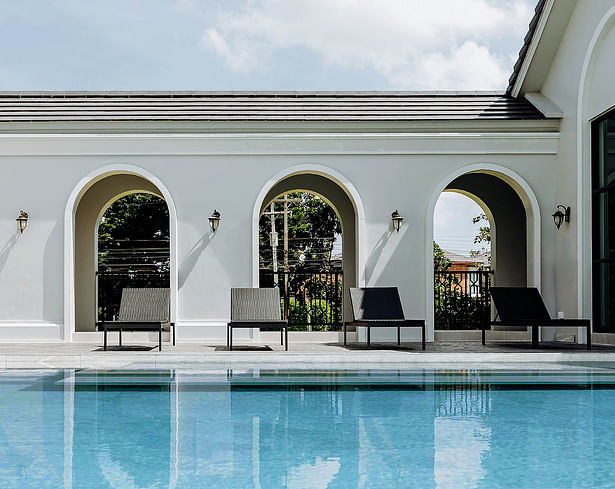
<box><xmin>1</xmin><ymin>368</ymin><xmax>615</xmax><ymax>488</ymax></box>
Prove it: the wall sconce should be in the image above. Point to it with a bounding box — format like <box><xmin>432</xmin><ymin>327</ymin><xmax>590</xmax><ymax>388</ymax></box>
<box><xmin>391</xmin><ymin>210</ymin><xmax>403</xmax><ymax>232</ymax></box>
<box><xmin>16</xmin><ymin>210</ymin><xmax>28</xmax><ymax>233</ymax></box>
<box><xmin>552</xmin><ymin>205</ymin><xmax>570</xmax><ymax>230</ymax></box>
<box><xmin>208</xmin><ymin>209</ymin><xmax>220</xmax><ymax>232</ymax></box>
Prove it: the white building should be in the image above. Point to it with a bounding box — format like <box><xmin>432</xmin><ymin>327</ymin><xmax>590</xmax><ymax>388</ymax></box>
<box><xmin>0</xmin><ymin>0</ymin><xmax>613</xmax><ymax>346</ymax></box>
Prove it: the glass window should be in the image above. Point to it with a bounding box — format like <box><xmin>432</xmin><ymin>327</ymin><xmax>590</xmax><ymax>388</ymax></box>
<box><xmin>593</xmin><ymin>109</ymin><xmax>615</xmax><ymax>332</ymax></box>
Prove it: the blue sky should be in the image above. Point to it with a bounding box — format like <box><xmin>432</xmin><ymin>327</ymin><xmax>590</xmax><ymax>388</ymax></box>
<box><xmin>0</xmin><ymin>0</ymin><xmax>535</xmax><ymax>91</ymax></box>
<box><xmin>0</xmin><ymin>0</ymin><xmax>536</xmax><ymax>254</ymax></box>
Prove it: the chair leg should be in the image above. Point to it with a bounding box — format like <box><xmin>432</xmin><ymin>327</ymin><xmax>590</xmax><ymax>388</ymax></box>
<box><xmin>422</xmin><ymin>324</ymin><xmax>426</xmax><ymax>351</ymax></box>
<box><xmin>482</xmin><ymin>325</ymin><xmax>486</xmax><ymax>345</ymax></box>
<box><xmin>119</xmin><ymin>329</ymin><xmax>122</xmax><ymax>347</ymax></box>
<box><xmin>281</xmin><ymin>327</ymin><xmax>283</xmax><ymax>345</ymax></box>
<box><xmin>226</xmin><ymin>325</ymin><xmax>229</xmax><ymax>349</ymax></box>
<box><xmin>587</xmin><ymin>324</ymin><xmax>592</xmax><ymax>350</ymax></box>
<box><xmin>173</xmin><ymin>323</ymin><xmax>176</xmax><ymax>346</ymax></box>
<box><xmin>229</xmin><ymin>327</ymin><xmax>233</xmax><ymax>351</ymax></box>
<box><xmin>285</xmin><ymin>327</ymin><xmax>288</xmax><ymax>351</ymax></box>
<box><xmin>104</xmin><ymin>329</ymin><xmax>107</xmax><ymax>351</ymax></box>
<box><xmin>343</xmin><ymin>322</ymin><xmax>347</xmax><ymax>346</ymax></box>
<box><xmin>159</xmin><ymin>328</ymin><xmax>162</xmax><ymax>351</ymax></box>
<box><xmin>367</xmin><ymin>326</ymin><xmax>370</xmax><ymax>348</ymax></box>
<box><xmin>531</xmin><ymin>324</ymin><xmax>538</xmax><ymax>347</ymax></box>
<box><xmin>397</xmin><ymin>325</ymin><xmax>400</xmax><ymax>346</ymax></box>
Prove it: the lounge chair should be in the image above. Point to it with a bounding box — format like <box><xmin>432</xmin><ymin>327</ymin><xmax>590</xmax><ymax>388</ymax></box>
<box><xmin>485</xmin><ymin>286</ymin><xmax>591</xmax><ymax>350</ymax></box>
<box><xmin>227</xmin><ymin>288</ymin><xmax>288</xmax><ymax>351</ymax></box>
<box><xmin>344</xmin><ymin>287</ymin><xmax>426</xmax><ymax>349</ymax></box>
<box><xmin>97</xmin><ymin>288</ymin><xmax>174</xmax><ymax>351</ymax></box>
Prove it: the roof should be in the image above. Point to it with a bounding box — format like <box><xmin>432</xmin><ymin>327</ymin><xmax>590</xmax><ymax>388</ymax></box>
<box><xmin>0</xmin><ymin>91</ymin><xmax>544</xmax><ymax>122</ymax></box>
<box><xmin>443</xmin><ymin>250</ymin><xmax>490</xmax><ymax>265</ymax></box>
<box><xmin>507</xmin><ymin>0</ymin><xmax>547</xmax><ymax>94</ymax></box>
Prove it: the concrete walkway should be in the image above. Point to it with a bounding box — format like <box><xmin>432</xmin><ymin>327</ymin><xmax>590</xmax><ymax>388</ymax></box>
<box><xmin>0</xmin><ymin>340</ymin><xmax>614</xmax><ymax>369</ymax></box>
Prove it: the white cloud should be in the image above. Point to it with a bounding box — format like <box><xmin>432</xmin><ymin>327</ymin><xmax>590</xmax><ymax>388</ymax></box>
<box><xmin>199</xmin><ymin>0</ymin><xmax>534</xmax><ymax>89</ymax></box>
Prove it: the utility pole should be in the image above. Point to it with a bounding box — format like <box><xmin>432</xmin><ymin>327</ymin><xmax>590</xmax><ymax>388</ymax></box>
<box><xmin>263</xmin><ymin>194</ymin><xmax>301</xmax><ymax>320</ymax></box>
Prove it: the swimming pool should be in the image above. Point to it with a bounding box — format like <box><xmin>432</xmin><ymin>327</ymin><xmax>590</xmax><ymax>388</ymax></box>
<box><xmin>1</xmin><ymin>366</ymin><xmax>615</xmax><ymax>488</ymax></box>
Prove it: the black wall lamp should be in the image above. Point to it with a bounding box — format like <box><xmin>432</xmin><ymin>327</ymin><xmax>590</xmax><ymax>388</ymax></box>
<box><xmin>16</xmin><ymin>210</ymin><xmax>28</xmax><ymax>233</ymax></box>
<box><xmin>391</xmin><ymin>210</ymin><xmax>403</xmax><ymax>232</ymax></box>
<box><xmin>208</xmin><ymin>209</ymin><xmax>220</xmax><ymax>232</ymax></box>
<box><xmin>552</xmin><ymin>205</ymin><xmax>570</xmax><ymax>230</ymax></box>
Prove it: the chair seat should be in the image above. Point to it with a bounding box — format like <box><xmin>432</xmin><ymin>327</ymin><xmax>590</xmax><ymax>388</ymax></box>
<box><xmin>349</xmin><ymin>319</ymin><xmax>424</xmax><ymax>327</ymax></box>
<box><xmin>98</xmin><ymin>321</ymin><xmax>168</xmax><ymax>332</ymax></box>
<box><xmin>228</xmin><ymin>321</ymin><xmax>287</xmax><ymax>329</ymax></box>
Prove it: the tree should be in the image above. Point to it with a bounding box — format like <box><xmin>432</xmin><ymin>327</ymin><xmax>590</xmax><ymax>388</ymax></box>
<box><xmin>433</xmin><ymin>241</ymin><xmax>451</xmax><ymax>271</ymax></box>
<box><xmin>259</xmin><ymin>192</ymin><xmax>341</xmax><ymax>271</ymax></box>
<box><xmin>97</xmin><ymin>193</ymin><xmax>170</xmax><ymax>273</ymax></box>
<box><xmin>470</xmin><ymin>213</ymin><xmax>491</xmax><ymax>268</ymax></box>
<box><xmin>98</xmin><ymin>193</ymin><xmax>169</xmax><ymax>241</ymax></box>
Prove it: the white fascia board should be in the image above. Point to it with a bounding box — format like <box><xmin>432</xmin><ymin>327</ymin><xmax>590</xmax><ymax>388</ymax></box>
<box><xmin>524</xmin><ymin>92</ymin><xmax>563</xmax><ymax>118</ymax></box>
<box><xmin>511</xmin><ymin>0</ymin><xmax>555</xmax><ymax>98</ymax></box>
<box><xmin>0</xmin><ymin>131</ymin><xmax>560</xmax><ymax>156</ymax></box>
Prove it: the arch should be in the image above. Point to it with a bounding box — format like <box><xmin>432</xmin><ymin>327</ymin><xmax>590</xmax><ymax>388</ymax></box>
<box><xmin>425</xmin><ymin>163</ymin><xmax>541</xmax><ymax>340</ymax></box>
<box><xmin>251</xmin><ymin>164</ymin><xmax>366</xmax><ymax>288</ymax></box>
<box><xmin>63</xmin><ymin>164</ymin><xmax>178</xmax><ymax>342</ymax></box>
<box><xmin>577</xmin><ymin>5</ymin><xmax>615</xmax><ymax>333</ymax></box>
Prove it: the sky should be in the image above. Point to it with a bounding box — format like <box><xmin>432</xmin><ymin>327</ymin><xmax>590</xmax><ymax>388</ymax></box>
<box><xmin>0</xmin><ymin>0</ymin><xmax>534</xmax><ymax>254</ymax></box>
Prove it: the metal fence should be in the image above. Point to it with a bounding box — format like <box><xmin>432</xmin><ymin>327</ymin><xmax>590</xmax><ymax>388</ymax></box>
<box><xmin>260</xmin><ymin>270</ymin><xmax>343</xmax><ymax>331</ymax></box>
<box><xmin>97</xmin><ymin>271</ymin><xmax>169</xmax><ymax>321</ymax></box>
<box><xmin>434</xmin><ymin>270</ymin><xmax>492</xmax><ymax>330</ymax></box>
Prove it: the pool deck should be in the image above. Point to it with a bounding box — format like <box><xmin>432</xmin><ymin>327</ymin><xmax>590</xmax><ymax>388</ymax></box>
<box><xmin>1</xmin><ymin>340</ymin><xmax>615</xmax><ymax>369</ymax></box>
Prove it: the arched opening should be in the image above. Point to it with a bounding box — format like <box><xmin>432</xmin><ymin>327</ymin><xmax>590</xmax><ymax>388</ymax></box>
<box><xmin>432</xmin><ymin>170</ymin><xmax>532</xmax><ymax>334</ymax></box>
<box><xmin>70</xmin><ymin>172</ymin><xmax>175</xmax><ymax>338</ymax></box>
<box><xmin>96</xmin><ymin>193</ymin><xmax>170</xmax><ymax>323</ymax></box>
<box><xmin>255</xmin><ymin>171</ymin><xmax>361</xmax><ymax>328</ymax></box>
<box><xmin>259</xmin><ymin>191</ymin><xmax>343</xmax><ymax>331</ymax></box>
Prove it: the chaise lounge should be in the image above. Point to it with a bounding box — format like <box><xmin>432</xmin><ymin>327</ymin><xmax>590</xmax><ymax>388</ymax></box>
<box><xmin>97</xmin><ymin>287</ymin><xmax>174</xmax><ymax>351</ymax></box>
<box><xmin>485</xmin><ymin>286</ymin><xmax>591</xmax><ymax>350</ymax></box>
<box><xmin>344</xmin><ymin>287</ymin><xmax>426</xmax><ymax>349</ymax></box>
<box><xmin>227</xmin><ymin>287</ymin><xmax>288</xmax><ymax>351</ymax></box>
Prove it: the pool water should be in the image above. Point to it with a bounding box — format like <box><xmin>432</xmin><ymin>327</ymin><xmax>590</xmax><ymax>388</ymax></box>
<box><xmin>1</xmin><ymin>368</ymin><xmax>615</xmax><ymax>489</ymax></box>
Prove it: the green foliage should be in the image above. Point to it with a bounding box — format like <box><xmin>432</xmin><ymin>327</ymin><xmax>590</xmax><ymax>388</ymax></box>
<box><xmin>433</xmin><ymin>241</ymin><xmax>451</xmax><ymax>271</ymax></box>
<box><xmin>259</xmin><ymin>192</ymin><xmax>342</xmax><ymax>270</ymax></box>
<box><xmin>470</xmin><ymin>213</ymin><xmax>491</xmax><ymax>269</ymax></box>
<box><xmin>98</xmin><ymin>193</ymin><xmax>169</xmax><ymax>242</ymax></box>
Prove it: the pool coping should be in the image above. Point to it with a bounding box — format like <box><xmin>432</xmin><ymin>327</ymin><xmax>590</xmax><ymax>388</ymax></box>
<box><xmin>2</xmin><ymin>350</ymin><xmax>615</xmax><ymax>369</ymax></box>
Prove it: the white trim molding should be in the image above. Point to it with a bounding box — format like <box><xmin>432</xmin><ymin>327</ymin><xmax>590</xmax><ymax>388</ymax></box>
<box><xmin>425</xmin><ymin>163</ymin><xmax>542</xmax><ymax>343</ymax></box>
<box><xmin>251</xmin><ymin>164</ymin><xmax>367</xmax><ymax>290</ymax></box>
<box><xmin>63</xmin><ymin>164</ymin><xmax>179</xmax><ymax>342</ymax></box>
<box><xmin>576</xmin><ymin>5</ymin><xmax>615</xmax><ymax>343</ymax></box>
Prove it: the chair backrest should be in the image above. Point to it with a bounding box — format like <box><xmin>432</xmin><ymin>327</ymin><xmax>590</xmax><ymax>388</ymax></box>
<box><xmin>118</xmin><ymin>288</ymin><xmax>170</xmax><ymax>322</ymax></box>
<box><xmin>231</xmin><ymin>288</ymin><xmax>282</xmax><ymax>322</ymax></box>
<box><xmin>490</xmin><ymin>287</ymin><xmax>551</xmax><ymax>322</ymax></box>
<box><xmin>349</xmin><ymin>287</ymin><xmax>405</xmax><ymax>321</ymax></box>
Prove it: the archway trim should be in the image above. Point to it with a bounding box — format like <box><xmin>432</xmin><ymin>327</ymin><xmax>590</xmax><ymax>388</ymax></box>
<box><xmin>251</xmin><ymin>164</ymin><xmax>366</xmax><ymax>288</ymax></box>
<box><xmin>63</xmin><ymin>164</ymin><xmax>178</xmax><ymax>342</ymax></box>
<box><xmin>425</xmin><ymin>162</ymin><xmax>542</xmax><ymax>342</ymax></box>
<box><xmin>577</xmin><ymin>5</ymin><xmax>615</xmax><ymax>328</ymax></box>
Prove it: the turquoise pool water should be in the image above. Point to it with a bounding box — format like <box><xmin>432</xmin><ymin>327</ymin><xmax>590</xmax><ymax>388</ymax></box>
<box><xmin>1</xmin><ymin>367</ymin><xmax>615</xmax><ymax>488</ymax></box>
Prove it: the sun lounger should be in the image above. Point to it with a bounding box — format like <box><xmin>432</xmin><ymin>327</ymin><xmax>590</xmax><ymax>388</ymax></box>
<box><xmin>486</xmin><ymin>287</ymin><xmax>591</xmax><ymax>350</ymax></box>
<box><xmin>345</xmin><ymin>287</ymin><xmax>425</xmax><ymax>349</ymax></box>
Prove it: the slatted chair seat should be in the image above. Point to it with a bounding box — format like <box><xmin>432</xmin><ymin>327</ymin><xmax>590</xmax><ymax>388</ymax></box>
<box><xmin>344</xmin><ymin>287</ymin><xmax>425</xmax><ymax>349</ymax></box>
<box><xmin>227</xmin><ymin>288</ymin><xmax>288</xmax><ymax>351</ymax></box>
<box><xmin>97</xmin><ymin>288</ymin><xmax>174</xmax><ymax>351</ymax></box>
<box><xmin>485</xmin><ymin>287</ymin><xmax>591</xmax><ymax>350</ymax></box>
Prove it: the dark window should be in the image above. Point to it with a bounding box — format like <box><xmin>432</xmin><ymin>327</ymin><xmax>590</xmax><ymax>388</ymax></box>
<box><xmin>592</xmin><ymin>110</ymin><xmax>615</xmax><ymax>332</ymax></box>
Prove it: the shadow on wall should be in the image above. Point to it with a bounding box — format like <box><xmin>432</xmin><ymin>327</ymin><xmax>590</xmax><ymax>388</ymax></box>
<box><xmin>365</xmin><ymin>229</ymin><xmax>392</xmax><ymax>284</ymax></box>
<box><xmin>0</xmin><ymin>234</ymin><xmax>17</xmax><ymax>276</ymax></box>
<box><xmin>179</xmin><ymin>232</ymin><xmax>214</xmax><ymax>289</ymax></box>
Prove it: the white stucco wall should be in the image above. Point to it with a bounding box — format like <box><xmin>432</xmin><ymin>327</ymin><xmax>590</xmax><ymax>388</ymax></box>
<box><xmin>0</xmin><ymin>129</ymin><xmax>558</xmax><ymax>343</ymax></box>
<box><xmin>535</xmin><ymin>0</ymin><xmax>615</xmax><ymax>340</ymax></box>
